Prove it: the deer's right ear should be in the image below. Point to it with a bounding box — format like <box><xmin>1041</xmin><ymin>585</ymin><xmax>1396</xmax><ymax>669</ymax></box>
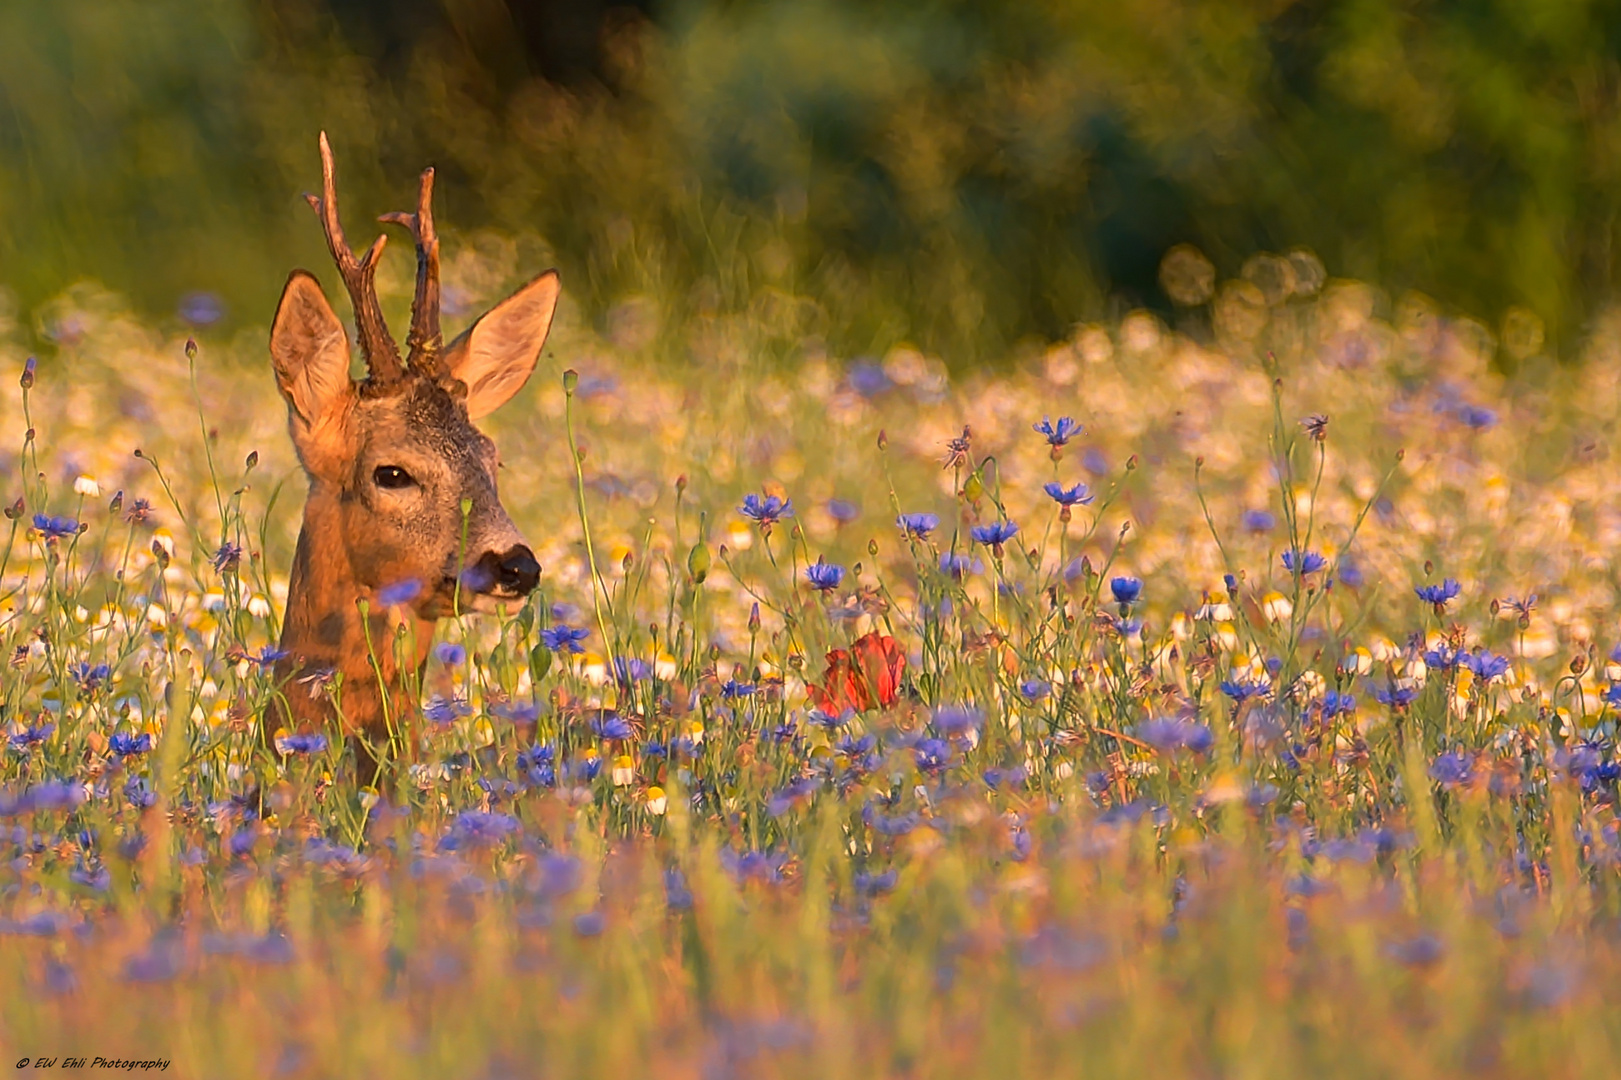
<box><xmin>270</xmin><ymin>272</ymin><xmax>355</xmax><ymax>462</ymax></box>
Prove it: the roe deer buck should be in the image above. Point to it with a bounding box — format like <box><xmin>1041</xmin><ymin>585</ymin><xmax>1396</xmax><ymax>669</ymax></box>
<box><xmin>268</xmin><ymin>133</ymin><xmax>559</xmax><ymax>780</ymax></box>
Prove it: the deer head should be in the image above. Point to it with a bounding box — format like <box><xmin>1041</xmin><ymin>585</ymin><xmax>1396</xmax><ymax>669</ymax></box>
<box><xmin>269</xmin><ymin>134</ymin><xmax>557</xmax><ymax>749</ymax></box>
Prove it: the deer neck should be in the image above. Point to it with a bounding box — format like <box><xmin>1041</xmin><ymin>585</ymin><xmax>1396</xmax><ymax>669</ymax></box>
<box><xmin>275</xmin><ymin>484</ymin><xmax>434</xmax><ymax>735</ymax></box>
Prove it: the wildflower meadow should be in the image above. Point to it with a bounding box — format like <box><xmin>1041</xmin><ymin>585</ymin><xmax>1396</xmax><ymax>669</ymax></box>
<box><xmin>3</xmin><ymin>258</ymin><xmax>1621</xmax><ymax>1077</ymax></box>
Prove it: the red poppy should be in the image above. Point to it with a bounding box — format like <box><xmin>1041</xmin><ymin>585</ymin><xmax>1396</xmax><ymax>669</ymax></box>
<box><xmin>808</xmin><ymin>631</ymin><xmax>905</xmax><ymax>714</ymax></box>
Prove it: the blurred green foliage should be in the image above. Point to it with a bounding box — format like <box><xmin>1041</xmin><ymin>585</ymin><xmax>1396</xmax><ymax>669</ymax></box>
<box><xmin>2</xmin><ymin>0</ymin><xmax>1620</xmax><ymax>361</ymax></box>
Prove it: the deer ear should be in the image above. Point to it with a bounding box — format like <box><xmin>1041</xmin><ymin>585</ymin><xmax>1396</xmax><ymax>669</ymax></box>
<box><xmin>271</xmin><ymin>272</ymin><xmax>355</xmax><ymax>470</ymax></box>
<box><xmin>271</xmin><ymin>271</ymin><xmax>354</xmax><ymax>424</ymax></box>
<box><xmin>444</xmin><ymin>270</ymin><xmax>560</xmax><ymax>419</ymax></box>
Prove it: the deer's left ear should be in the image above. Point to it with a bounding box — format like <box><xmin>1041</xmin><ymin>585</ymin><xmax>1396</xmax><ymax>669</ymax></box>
<box><xmin>443</xmin><ymin>270</ymin><xmax>560</xmax><ymax>419</ymax></box>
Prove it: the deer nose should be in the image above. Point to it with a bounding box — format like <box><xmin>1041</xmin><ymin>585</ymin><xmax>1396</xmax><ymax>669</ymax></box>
<box><xmin>496</xmin><ymin>544</ymin><xmax>540</xmax><ymax>595</ymax></box>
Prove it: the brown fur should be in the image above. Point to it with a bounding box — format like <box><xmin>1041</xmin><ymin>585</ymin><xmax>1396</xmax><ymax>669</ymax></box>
<box><xmin>266</xmin><ymin>137</ymin><xmax>559</xmax><ymax>783</ymax></box>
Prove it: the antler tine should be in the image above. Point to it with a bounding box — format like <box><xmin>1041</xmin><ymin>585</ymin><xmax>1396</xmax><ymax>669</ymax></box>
<box><xmin>379</xmin><ymin>166</ymin><xmax>443</xmax><ymax>375</ymax></box>
<box><xmin>304</xmin><ymin>132</ymin><xmax>403</xmax><ymax>383</ymax></box>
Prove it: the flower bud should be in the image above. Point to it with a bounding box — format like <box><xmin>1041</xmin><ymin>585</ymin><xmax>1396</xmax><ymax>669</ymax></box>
<box><xmin>686</xmin><ymin>540</ymin><xmax>711</xmax><ymax>584</ymax></box>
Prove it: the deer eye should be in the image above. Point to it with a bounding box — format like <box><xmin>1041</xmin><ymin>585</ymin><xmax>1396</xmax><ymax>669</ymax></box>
<box><xmin>372</xmin><ymin>465</ymin><xmax>416</xmax><ymax>490</ymax></box>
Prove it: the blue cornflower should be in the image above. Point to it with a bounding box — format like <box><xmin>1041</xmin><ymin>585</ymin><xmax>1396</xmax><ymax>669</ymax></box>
<box><xmin>9</xmin><ymin>724</ymin><xmax>54</xmax><ymax>750</ymax></box>
<box><xmin>805</xmin><ymin>561</ymin><xmax>845</xmax><ymax>591</ymax></box>
<box><xmin>492</xmin><ymin>701</ymin><xmax>540</xmax><ymax>724</ymax></box>
<box><xmin>1415</xmin><ymin>579</ymin><xmax>1461</xmax><ymax>607</ymax></box>
<box><xmin>518</xmin><ymin>745</ymin><xmax>556</xmax><ymax>771</ymax></box>
<box><xmin>914</xmin><ymin>738</ymin><xmax>952</xmax><ymax>771</ymax></box>
<box><xmin>541</xmin><ymin>625</ymin><xmax>589</xmax><ymax>654</ymax></box>
<box><xmin>897</xmin><ymin>512</ymin><xmax>940</xmax><ymax>539</ymax></box>
<box><xmin>614</xmin><ymin>657</ymin><xmax>652</xmax><ymax>683</ymax></box>
<box><xmin>854</xmin><ymin>869</ymin><xmax>899</xmax><ymax>896</ymax></box>
<box><xmin>1428</xmin><ymin>752</ymin><xmax>1473</xmax><ymax>788</ymax></box>
<box><xmin>245</xmin><ymin>646</ymin><xmax>287</xmax><ymax>668</ymax></box>
<box><xmin>1033</xmin><ymin>416</ymin><xmax>1083</xmax><ymax>447</ymax></box>
<box><xmin>18</xmin><ymin>781</ymin><xmax>84</xmax><ymax>813</ymax></box>
<box><xmin>109</xmin><ymin>732</ymin><xmax>153</xmax><ymax>757</ymax></box>
<box><xmin>740</xmin><ymin>493</ymin><xmax>794</xmax><ymax>528</ymax></box>
<box><xmin>847</xmin><ymin>360</ymin><xmax>892</xmax><ymax>397</ymax></box>
<box><xmin>590</xmin><ymin>713</ymin><xmax>633</xmax><ymax>740</ymax></box>
<box><xmin>435</xmin><ymin>642</ymin><xmax>467</xmax><ymax>667</ymax></box>
<box><xmin>1320</xmin><ymin>691</ymin><xmax>1357</xmax><ymax>719</ymax></box>
<box><xmin>278</xmin><ymin>733</ymin><xmax>328</xmax><ymax>755</ymax></box>
<box><xmin>1373</xmin><ymin>684</ymin><xmax>1418</xmax><ymax>708</ymax></box>
<box><xmin>1220</xmin><ymin>677</ymin><xmax>1269</xmax><ymax>703</ymax></box>
<box><xmin>211</xmin><ymin>542</ymin><xmax>243</xmax><ymax>574</ymax></box>
<box><xmin>1422</xmin><ymin>644</ymin><xmax>1461</xmax><ymax>670</ymax></box>
<box><xmin>1182</xmin><ymin>724</ymin><xmax>1215</xmax><ymax>753</ymax></box>
<box><xmin>1461</xmin><ymin>650</ymin><xmax>1510</xmax><ymax>682</ymax></box>
<box><xmin>423</xmin><ymin>696</ymin><xmax>472</xmax><ymax>726</ymax></box>
<box><xmin>377</xmin><ymin>578</ymin><xmax>423</xmax><ymax>607</ymax></box>
<box><xmin>32</xmin><ymin>514</ymin><xmax>80</xmax><ymax>540</ymax></box>
<box><xmin>722</xmin><ymin>849</ymin><xmax>787</xmax><ymax>883</ymax></box>
<box><xmin>1043</xmin><ymin>481</ymin><xmax>1094</xmax><ymax>507</ymax></box>
<box><xmin>123</xmin><ymin>778</ymin><xmax>157</xmax><ymax>810</ymax></box>
<box><xmin>1282</xmin><ymin>550</ymin><xmax>1327</xmax><ymax>575</ymax></box>
<box><xmin>1243</xmin><ymin>509</ymin><xmax>1276</xmax><ymax>533</ymax></box>
<box><xmin>1110</xmin><ymin>577</ymin><xmax>1143</xmax><ymax>605</ymax></box>
<box><xmin>826</xmin><ymin>498</ymin><xmax>860</xmax><ymax>523</ymax></box>
<box><xmin>664</xmin><ymin>868</ymin><xmax>694</xmax><ymax>911</ymax></box>
<box><xmin>1456</xmin><ymin>404</ymin><xmax>1497</xmax><ymax>429</ymax></box>
<box><xmin>519</xmin><ymin>745</ymin><xmax>557</xmax><ymax>787</ymax></box>
<box><xmin>863</xmin><ymin>805</ymin><xmax>921</xmax><ymax>836</ymax></box>
<box><xmin>1136</xmin><ymin>718</ymin><xmax>1213</xmax><ymax>753</ymax></box>
<box><xmin>448</xmin><ymin>811</ymin><xmax>522</xmax><ymax>847</ymax></box>
<box><xmin>720</xmin><ymin>679</ymin><xmax>756</xmax><ymax>699</ymax></box>
<box><xmin>1554</xmin><ymin>743</ymin><xmax>1604</xmax><ymax>782</ymax></box>
<box><xmin>983</xmin><ymin>766</ymin><xmax>1028</xmax><ymax>791</ymax></box>
<box><xmin>1019</xmin><ymin>679</ymin><xmax>1051</xmax><ymax>701</ymax></box>
<box><xmin>70</xmin><ymin>662</ymin><xmax>111</xmax><ymax>691</ymax></box>
<box><xmin>808</xmin><ymin>708</ymin><xmax>851</xmax><ymax>729</ymax></box>
<box><xmin>836</xmin><ymin>733</ymin><xmax>878</xmax><ymax>758</ymax></box>
<box><xmin>932</xmin><ymin>705</ymin><xmax>983</xmax><ymax>736</ymax></box>
<box><xmin>970</xmin><ymin>521</ymin><xmax>1019</xmax><ymax>547</ymax></box>
<box><xmin>939</xmin><ymin>553</ymin><xmax>983</xmax><ymax>577</ymax></box>
<box><xmin>1387</xmin><ymin>934</ymin><xmax>1445</xmax><ymax>968</ymax></box>
<box><xmin>767</xmin><ymin>777</ymin><xmax>822</xmax><ymax>817</ymax></box>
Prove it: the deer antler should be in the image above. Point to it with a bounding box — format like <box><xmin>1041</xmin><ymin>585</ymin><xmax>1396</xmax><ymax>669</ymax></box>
<box><xmin>379</xmin><ymin>167</ymin><xmax>443</xmax><ymax>376</ymax></box>
<box><xmin>304</xmin><ymin>132</ymin><xmax>403</xmax><ymax>384</ymax></box>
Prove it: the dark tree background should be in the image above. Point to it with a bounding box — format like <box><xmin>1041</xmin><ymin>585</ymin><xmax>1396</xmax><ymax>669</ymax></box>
<box><xmin>2</xmin><ymin>0</ymin><xmax>1619</xmax><ymax>363</ymax></box>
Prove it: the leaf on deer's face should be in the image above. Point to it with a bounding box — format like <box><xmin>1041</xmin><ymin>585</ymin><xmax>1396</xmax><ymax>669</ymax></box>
<box><xmin>270</xmin><ymin>272</ymin><xmax>353</xmax><ymax>425</ymax></box>
<box><xmin>445</xmin><ymin>270</ymin><xmax>560</xmax><ymax>419</ymax></box>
